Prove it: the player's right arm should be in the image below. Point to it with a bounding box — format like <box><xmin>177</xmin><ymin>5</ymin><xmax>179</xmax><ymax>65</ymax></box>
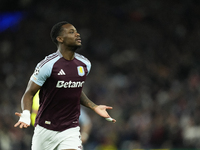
<box><xmin>14</xmin><ymin>80</ymin><xmax>41</xmax><ymax>128</ymax></box>
<box><xmin>14</xmin><ymin>54</ymin><xmax>56</xmax><ymax>129</ymax></box>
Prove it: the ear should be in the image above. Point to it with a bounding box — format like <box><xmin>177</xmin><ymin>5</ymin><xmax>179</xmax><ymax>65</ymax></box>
<box><xmin>56</xmin><ymin>36</ymin><xmax>63</xmax><ymax>43</ymax></box>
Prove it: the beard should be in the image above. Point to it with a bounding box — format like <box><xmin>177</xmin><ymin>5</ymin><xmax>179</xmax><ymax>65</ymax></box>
<box><xmin>70</xmin><ymin>44</ymin><xmax>81</xmax><ymax>52</ymax></box>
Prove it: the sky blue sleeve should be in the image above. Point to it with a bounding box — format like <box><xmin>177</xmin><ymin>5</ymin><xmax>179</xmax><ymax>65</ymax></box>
<box><xmin>30</xmin><ymin>62</ymin><xmax>53</xmax><ymax>86</ymax></box>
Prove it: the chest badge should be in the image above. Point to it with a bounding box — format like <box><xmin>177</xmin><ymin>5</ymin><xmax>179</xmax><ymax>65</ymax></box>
<box><xmin>77</xmin><ymin>66</ymin><xmax>85</xmax><ymax>76</ymax></box>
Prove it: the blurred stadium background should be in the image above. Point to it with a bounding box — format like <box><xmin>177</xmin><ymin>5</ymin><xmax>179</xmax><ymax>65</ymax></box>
<box><xmin>1</xmin><ymin>0</ymin><xmax>200</xmax><ymax>149</ymax></box>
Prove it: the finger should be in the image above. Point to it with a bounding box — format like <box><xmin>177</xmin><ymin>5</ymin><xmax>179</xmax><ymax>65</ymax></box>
<box><xmin>102</xmin><ymin>110</ymin><xmax>110</xmax><ymax>118</ymax></box>
<box><xmin>105</xmin><ymin>117</ymin><xmax>113</xmax><ymax>122</ymax></box>
<box><xmin>14</xmin><ymin>122</ymin><xmax>20</xmax><ymax>127</ymax></box>
<box><xmin>24</xmin><ymin>124</ymin><xmax>30</xmax><ymax>128</ymax></box>
<box><xmin>15</xmin><ymin>112</ymin><xmax>21</xmax><ymax>117</ymax></box>
<box><xmin>22</xmin><ymin>123</ymin><xmax>29</xmax><ymax>128</ymax></box>
<box><xmin>112</xmin><ymin>119</ymin><xmax>116</xmax><ymax>123</ymax></box>
<box><xmin>105</xmin><ymin>106</ymin><xmax>113</xmax><ymax>110</ymax></box>
<box><xmin>105</xmin><ymin>117</ymin><xmax>116</xmax><ymax>123</ymax></box>
<box><xmin>20</xmin><ymin>123</ymin><xmax>25</xmax><ymax>129</ymax></box>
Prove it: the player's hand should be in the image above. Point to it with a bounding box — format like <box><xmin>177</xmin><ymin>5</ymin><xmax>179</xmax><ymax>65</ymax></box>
<box><xmin>93</xmin><ymin>105</ymin><xmax>116</xmax><ymax>123</ymax></box>
<box><xmin>14</xmin><ymin>110</ymin><xmax>31</xmax><ymax>128</ymax></box>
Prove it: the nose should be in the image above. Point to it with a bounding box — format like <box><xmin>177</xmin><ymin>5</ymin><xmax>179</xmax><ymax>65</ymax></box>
<box><xmin>76</xmin><ymin>32</ymin><xmax>80</xmax><ymax>37</ymax></box>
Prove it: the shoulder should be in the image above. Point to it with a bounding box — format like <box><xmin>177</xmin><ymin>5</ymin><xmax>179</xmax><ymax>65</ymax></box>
<box><xmin>31</xmin><ymin>52</ymin><xmax>61</xmax><ymax>81</ymax></box>
<box><xmin>74</xmin><ymin>53</ymin><xmax>91</xmax><ymax>66</ymax></box>
<box><xmin>37</xmin><ymin>52</ymin><xmax>61</xmax><ymax>69</ymax></box>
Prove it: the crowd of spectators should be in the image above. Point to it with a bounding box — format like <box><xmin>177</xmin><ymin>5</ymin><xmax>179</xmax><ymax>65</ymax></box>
<box><xmin>1</xmin><ymin>0</ymin><xmax>200</xmax><ymax>149</ymax></box>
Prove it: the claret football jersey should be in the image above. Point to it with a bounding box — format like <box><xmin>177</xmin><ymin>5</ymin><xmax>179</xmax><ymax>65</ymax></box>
<box><xmin>30</xmin><ymin>50</ymin><xmax>91</xmax><ymax>131</ymax></box>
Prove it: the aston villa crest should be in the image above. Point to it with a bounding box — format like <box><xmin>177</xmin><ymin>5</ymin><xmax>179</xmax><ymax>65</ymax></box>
<box><xmin>77</xmin><ymin>66</ymin><xmax>85</xmax><ymax>76</ymax></box>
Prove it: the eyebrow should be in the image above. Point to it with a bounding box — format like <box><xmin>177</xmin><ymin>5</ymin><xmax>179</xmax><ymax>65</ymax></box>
<box><xmin>69</xmin><ymin>29</ymin><xmax>77</xmax><ymax>32</ymax></box>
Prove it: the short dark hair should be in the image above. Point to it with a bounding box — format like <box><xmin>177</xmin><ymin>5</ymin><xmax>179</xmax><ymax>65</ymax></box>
<box><xmin>50</xmin><ymin>21</ymin><xmax>69</xmax><ymax>45</ymax></box>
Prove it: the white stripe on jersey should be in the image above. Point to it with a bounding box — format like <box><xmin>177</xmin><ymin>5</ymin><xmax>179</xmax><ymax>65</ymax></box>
<box><xmin>31</xmin><ymin>53</ymin><xmax>61</xmax><ymax>86</ymax></box>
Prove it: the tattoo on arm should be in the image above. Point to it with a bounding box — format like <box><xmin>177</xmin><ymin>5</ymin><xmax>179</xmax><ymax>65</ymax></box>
<box><xmin>80</xmin><ymin>91</ymin><xmax>97</xmax><ymax>110</ymax></box>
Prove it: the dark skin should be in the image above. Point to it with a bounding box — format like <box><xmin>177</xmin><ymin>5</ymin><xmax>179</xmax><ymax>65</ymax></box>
<box><xmin>14</xmin><ymin>23</ymin><xmax>116</xmax><ymax>150</ymax></box>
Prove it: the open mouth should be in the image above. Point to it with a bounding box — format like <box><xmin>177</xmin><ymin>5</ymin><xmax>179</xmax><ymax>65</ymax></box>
<box><xmin>76</xmin><ymin>39</ymin><xmax>81</xmax><ymax>43</ymax></box>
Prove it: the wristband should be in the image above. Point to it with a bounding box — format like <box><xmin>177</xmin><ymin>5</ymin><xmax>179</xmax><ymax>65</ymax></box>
<box><xmin>19</xmin><ymin>110</ymin><xmax>31</xmax><ymax>125</ymax></box>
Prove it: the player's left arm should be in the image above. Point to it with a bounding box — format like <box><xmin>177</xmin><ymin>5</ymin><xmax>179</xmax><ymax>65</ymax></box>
<box><xmin>80</xmin><ymin>91</ymin><xmax>116</xmax><ymax>123</ymax></box>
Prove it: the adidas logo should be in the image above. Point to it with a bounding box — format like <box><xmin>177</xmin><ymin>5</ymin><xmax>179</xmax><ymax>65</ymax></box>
<box><xmin>58</xmin><ymin>69</ymin><xmax>66</xmax><ymax>75</ymax></box>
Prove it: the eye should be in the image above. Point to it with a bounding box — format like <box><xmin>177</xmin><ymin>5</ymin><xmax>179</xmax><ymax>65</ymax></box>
<box><xmin>69</xmin><ymin>29</ymin><xmax>76</xmax><ymax>34</ymax></box>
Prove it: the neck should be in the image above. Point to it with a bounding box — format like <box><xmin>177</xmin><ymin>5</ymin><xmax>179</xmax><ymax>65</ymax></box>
<box><xmin>58</xmin><ymin>46</ymin><xmax>75</xmax><ymax>60</ymax></box>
